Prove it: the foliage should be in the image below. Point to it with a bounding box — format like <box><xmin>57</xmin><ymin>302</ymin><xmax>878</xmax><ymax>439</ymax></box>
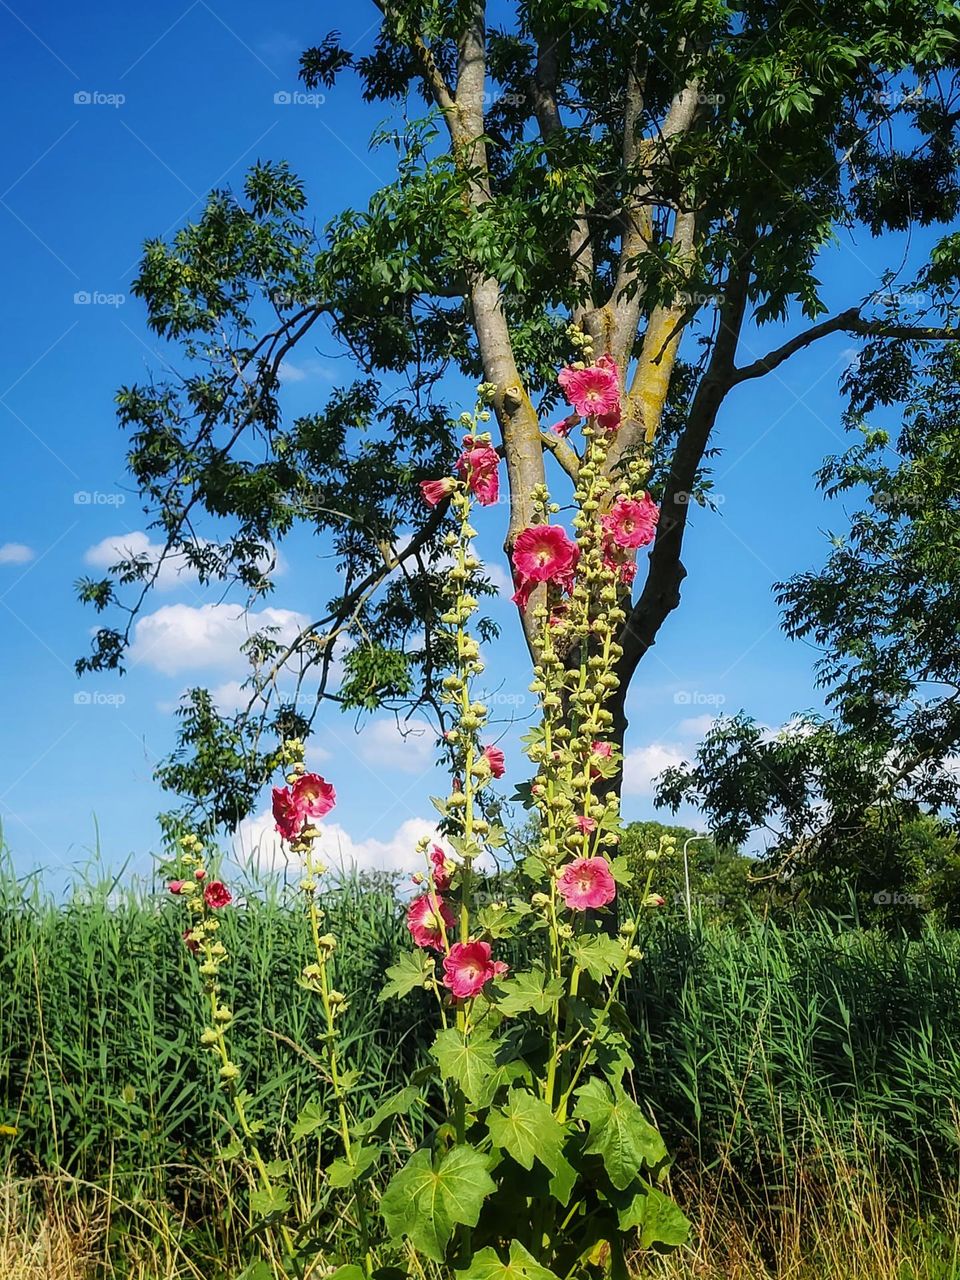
<box><xmin>76</xmin><ymin>0</ymin><xmax>960</xmax><ymax>829</ymax></box>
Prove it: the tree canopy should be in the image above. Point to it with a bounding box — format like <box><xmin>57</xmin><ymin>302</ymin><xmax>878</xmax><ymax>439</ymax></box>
<box><xmin>77</xmin><ymin>0</ymin><xmax>960</xmax><ymax>833</ymax></box>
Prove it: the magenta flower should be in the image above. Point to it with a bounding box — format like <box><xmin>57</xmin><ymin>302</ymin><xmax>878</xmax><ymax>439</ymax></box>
<box><xmin>557</xmin><ymin>857</ymin><xmax>617</xmax><ymax>911</ymax></box>
<box><xmin>168</xmin><ymin>880</ymin><xmax>184</xmax><ymax>895</ymax></box>
<box><xmin>407</xmin><ymin>893</ymin><xmax>456</xmax><ymax>951</ymax></box>
<box><xmin>558</xmin><ymin>358</ymin><xmax>620</xmax><ymax>419</ymax></box>
<box><xmin>420</xmin><ymin>477</ymin><xmax>456</xmax><ymax>507</ymax></box>
<box><xmin>456</xmin><ymin>443</ymin><xmax>500</xmax><ymax>506</ymax></box>
<box><xmin>602</xmin><ymin>494</ymin><xmax>659</xmax><ymax>549</ymax></box>
<box><xmin>428</xmin><ymin>844</ymin><xmax>454</xmax><ymax>891</ymax></box>
<box><xmin>272</xmin><ymin>786</ymin><xmax>303</xmax><ymax>841</ymax></box>
<box><xmin>442</xmin><ymin>940</ymin><xmax>508</xmax><ymax>999</ymax></box>
<box><xmin>512</xmin><ymin>525</ymin><xmax>579</xmax><ymax>584</ymax></box>
<box><xmin>574</xmin><ymin>815</ymin><xmax>597</xmax><ymax>834</ymax></box>
<box><xmin>292</xmin><ymin>772</ymin><xmax>336</xmax><ymax>820</ymax></box>
<box><xmin>203</xmin><ymin>881</ymin><xmax>232</xmax><ymax>910</ymax></box>
<box><xmin>482</xmin><ymin>744</ymin><xmax>505</xmax><ymax>778</ymax></box>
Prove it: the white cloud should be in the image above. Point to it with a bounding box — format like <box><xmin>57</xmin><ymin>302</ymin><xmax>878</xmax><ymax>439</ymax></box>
<box><xmin>278</xmin><ymin>358</ymin><xmax>334</xmax><ymax>384</ymax></box>
<box><xmin>356</xmin><ymin>717</ymin><xmax>437</xmax><ymax>775</ymax></box>
<box><xmin>234</xmin><ymin>810</ymin><xmax>442</xmax><ymax>876</ymax></box>
<box><xmin>84</xmin><ymin>532</ymin><xmax>198</xmax><ymax>591</ymax></box>
<box><xmin>130</xmin><ymin>603</ymin><xmax>310</xmax><ymax>676</ymax></box>
<box><xmin>622</xmin><ymin>742</ymin><xmax>687</xmax><ymax>796</ymax></box>
<box><xmin>484</xmin><ymin>562</ymin><xmax>513</xmax><ymax>597</ymax></box>
<box><xmin>0</xmin><ymin>543</ymin><xmax>35</xmax><ymax>564</ymax></box>
<box><xmin>677</xmin><ymin>714</ymin><xmax>719</xmax><ymax>739</ymax></box>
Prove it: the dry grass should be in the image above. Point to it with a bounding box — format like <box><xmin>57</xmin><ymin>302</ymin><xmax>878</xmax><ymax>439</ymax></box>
<box><xmin>4</xmin><ymin>1169</ymin><xmax>959</xmax><ymax>1280</ymax></box>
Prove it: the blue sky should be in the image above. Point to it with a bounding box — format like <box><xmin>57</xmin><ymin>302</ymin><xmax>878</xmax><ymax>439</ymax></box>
<box><xmin>0</xmin><ymin>0</ymin><xmax>937</xmax><ymax>883</ymax></box>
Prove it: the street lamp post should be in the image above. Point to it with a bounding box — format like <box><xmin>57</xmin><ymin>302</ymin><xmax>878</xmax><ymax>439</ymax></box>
<box><xmin>682</xmin><ymin>834</ymin><xmax>707</xmax><ymax>930</ymax></box>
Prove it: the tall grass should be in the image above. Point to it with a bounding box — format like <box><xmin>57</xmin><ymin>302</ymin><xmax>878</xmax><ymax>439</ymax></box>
<box><xmin>2</xmin><ymin>854</ymin><xmax>959</xmax><ymax>1272</ymax></box>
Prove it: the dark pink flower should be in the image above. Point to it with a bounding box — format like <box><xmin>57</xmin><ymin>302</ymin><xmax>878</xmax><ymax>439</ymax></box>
<box><xmin>574</xmin><ymin>815</ymin><xmax>597</xmax><ymax>834</ymax></box>
<box><xmin>557</xmin><ymin>857</ymin><xmax>617</xmax><ymax>911</ymax></box>
<box><xmin>420</xmin><ymin>477</ymin><xmax>456</xmax><ymax>507</ymax></box>
<box><xmin>442</xmin><ymin>940</ymin><xmax>507</xmax><ymax>998</ymax></box>
<box><xmin>168</xmin><ymin>880</ymin><xmax>184</xmax><ymax>895</ymax></box>
<box><xmin>203</xmin><ymin>881</ymin><xmax>232</xmax><ymax>910</ymax></box>
<box><xmin>407</xmin><ymin>893</ymin><xmax>456</xmax><ymax>951</ymax></box>
<box><xmin>558</xmin><ymin>358</ymin><xmax>620</xmax><ymax>419</ymax></box>
<box><xmin>512</xmin><ymin>525</ymin><xmax>579</xmax><ymax>584</ymax></box>
<box><xmin>194</xmin><ymin>868</ymin><xmax>206</xmax><ymax>881</ymax></box>
<box><xmin>272</xmin><ymin>786</ymin><xmax>303</xmax><ymax>841</ymax></box>
<box><xmin>482</xmin><ymin>745</ymin><xmax>505</xmax><ymax>778</ymax></box>
<box><xmin>602</xmin><ymin>494</ymin><xmax>659</xmax><ymax>549</ymax></box>
<box><xmin>429</xmin><ymin>844</ymin><xmax>454</xmax><ymax>891</ymax></box>
<box><xmin>292</xmin><ymin>772</ymin><xmax>336</xmax><ymax>820</ymax></box>
<box><xmin>456</xmin><ymin>444</ymin><xmax>500</xmax><ymax>506</ymax></box>
<box><xmin>551</xmin><ymin>413</ymin><xmax>579</xmax><ymax>437</ymax></box>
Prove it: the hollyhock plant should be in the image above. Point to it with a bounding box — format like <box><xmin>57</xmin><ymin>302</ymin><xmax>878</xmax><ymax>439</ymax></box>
<box><xmin>456</xmin><ymin>441</ymin><xmax>500</xmax><ymax>505</ymax></box>
<box><xmin>420</xmin><ymin>476</ymin><xmax>456</xmax><ymax>506</ymax></box>
<box><xmin>558</xmin><ymin>359</ymin><xmax>620</xmax><ymax>419</ymax></box>
<box><xmin>203</xmin><ymin>880</ymin><xmax>232</xmax><ymax>910</ymax></box>
<box><xmin>557</xmin><ymin>857</ymin><xmax>618</xmax><ymax>911</ymax></box>
<box><xmin>442</xmin><ymin>940</ymin><xmax>508</xmax><ymax>999</ymax></box>
<box><xmin>292</xmin><ymin>772</ymin><xmax>336</xmax><ymax>819</ymax></box>
<box><xmin>407</xmin><ymin>893</ymin><xmax>456</xmax><ymax>951</ymax></box>
<box><xmin>602</xmin><ymin>493</ymin><xmax>659</xmax><ymax>549</ymax></box>
<box><xmin>429</xmin><ymin>843</ymin><xmax>454</xmax><ymax>891</ymax></box>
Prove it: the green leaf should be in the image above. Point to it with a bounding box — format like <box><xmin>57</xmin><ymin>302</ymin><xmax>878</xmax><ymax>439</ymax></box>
<box><xmin>380</xmin><ymin>949</ymin><xmax>434</xmax><ymax>1002</ymax></box>
<box><xmin>458</xmin><ymin>1238</ymin><xmax>560</xmax><ymax>1279</ymax></box>
<box><xmin>249</xmin><ymin>1184</ymin><xmax>290</xmax><ymax>1218</ymax></box>
<box><xmin>431</xmin><ymin>1029</ymin><xmax>498</xmax><ymax>1107</ymax></box>
<box><xmin>381</xmin><ymin>1146</ymin><xmax>495</xmax><ymax>1263</ymax></box>
<box><xmin>570</xmin><ymin>935</ymin><xmax>626</xmax><ymax>981</ymax></box>
<box><xmin>573</xmin><ymin>1078</ymin><xmax>666</xmax><ymax>1191</ymax></box>
<box><xmin>493</xmin><ymin>966</ymin><xmax>564</xmax><ymax>1016</ymax></box>
<box><xmin>328</xmin><ymin>1268</ymin><xmax>366</xmax><ymax>1280</ymax></box>
<box><xmin>355</xmin><ymin>1084</ymin><xmax>422</xmax><ymax>1137</ymax></box>
<box><xmin>487</xmin><ymin>1090</ymin><xmax>567</xmax><ymax>1177</ymax></box>
<box><xmin>291</xmin><ymin>1099</ymin><xmax>327</xmax><ymax>1141</ymax></box>
<box><xmin>617</xmin><ymin>1184</ymin><xmax>691</xmax><ymax>1248</ymax></box>
<box><xmin>238</xmin><ymin>1263</ymin><xmax>277</xmax><ymax>1280</ymax></box>
<box><xmin>327</xmin><ymin>1144</ymin><xmax>381</xmax><ymax>1188</ymax></box>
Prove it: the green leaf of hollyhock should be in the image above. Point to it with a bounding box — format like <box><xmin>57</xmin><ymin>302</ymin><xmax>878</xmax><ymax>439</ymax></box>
<box><xmin>617</xmin><ymin>1184</ymin><xmax>690</xmax><ymax>1248</ymax></box>
<box><xmin>487</xmin><ymin>1090</ymin><xmax>567</xmax><ymax>1177</ymax></box>
<box><xmin>493</xmin><ymin>966</ymin><xmax>564</xmax><ymax>1016</ymax></box>
<box><xmin>249</xmin><ymin>1184</ymin><xmax>290</xmax><ymax>1218</ymax></box>
<box><xmin>569</xmin><ymin>934</ymin><xmax>626</xmax><ymax>981</ymax></box>
<box><xmin>355</xmin><ymin>1084</ymin><xmax>422</xmax><ymax>1137</ymax></box>
<box><xmin>327</xmin><ymin>1268</ymin><xmax>366</xmax><ymax>1280</ymax></box>
<box><xmin>457</xmin><ymin>1238</ymin><xmax>560</xmax><ymax>1279</ymax></box>
<box><xmin>327</xmin><ymin>1143</ymin><xmax>381</xmax><ymax>1188</ymax></box>
<box><xmin>431</xmin><ymin>1029</ymin><xmax>498</xmax><ymax>1107</ymax></box>
<box><xmin>573</xmin><ymin>1078</ymin><xmax>666</xmax><ymax>1191</ymax></box>
<box><xmin>608</xmin><ymin>855</ymin><xmax>633</xmax><ymax>885</ymax></box>
<box><xmin>380</xmin><ymin>1146</ymin><xmax>495</xmax><ymax>1263</ymax></box>
<box><xmin>379</xmin><ymin>949</ymin><xmax>435</xmax><ymax>1002</ymax></box>
<box><xmin>291</xmin><ymin>1099</ymin><xmax>327</xmax><ymax>1141</ymax></box>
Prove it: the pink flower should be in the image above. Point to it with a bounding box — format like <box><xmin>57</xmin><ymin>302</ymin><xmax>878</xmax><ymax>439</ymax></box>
<box><xmin>292</xmin><ymin>772</ymin><xmax>336</xmax><ymax>820</ymax></box>
<box><xmin>429</xmin><ymin>844</ymin><xmax>454</xmax><ymax>891</ymax></box>
<box><xmin>602</xmin><ymin>494</ymin><xmax>659</xmax><ymax>549</ymax></box>
<box><xmin>420</xmin><ymin>477</ymin><xmax>456</xmax><ymax>507</ymax></box>
<box><xmin>482</xmin><ymin>745</ymin><xmax>505</xmax><ymax>778</ymax></box>
<box><xmin>194</xmin><ymin>868</ymin><xmax>206</xmax><ymax>881</ymax></box>
<box><xmin>407</xmin><ymin>893</ymin><xmax>456</xmax><ymax>951</ymax></box>
<box><xmin>557</xmin><ymin>857</ymin><xmax>617</xmax><ymax>911</ymax></box>
<box><xmin>574</xmin><ymin>815</ymin><xmax>597</xmax><ymax>833</ymax></box>
<box><xmin>512</xmin><ymin>525</ymin><xmax>579</xmax><ymax>584</ymax></box>
<box><xmin>168</xmin><ymin>880</ymin><xmax>184</xmax><ymax>895</ymax></box>
<box><xmin>442</xmin><ymin>940</ymin><xmax>508</xmax><ymax>999</ymax></box>
<box><xmin>272</xmin><ymin>786</ymin><xmax>303</xmax><ymax>841</ymax></box>
<box><xmin>551</xmin><ymin>413</ymin><xmax>579</xmax><ymax>437</ymax></box>
<box><xmin>203</xmin><ymin>881</ymin><xmax>232</xmax><ymax>910</ymax></box>
<box><xmin>558</xmin><ymin>358</ymin><xmax>620</xmax><ymax>419</ymax></box>
<box><xmin>457</xmin><ymin>443</ymin><xmax>500</xmax><ymax>506</ymax></box>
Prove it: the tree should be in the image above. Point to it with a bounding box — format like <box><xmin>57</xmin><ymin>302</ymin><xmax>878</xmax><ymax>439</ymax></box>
<box><xmin>619</xmin><ymin>820</ymin><xmax>752</xmax><ymax>924</ymax></box>
<box><xmin>77</xmin><ymin>0</ymin><xmax>960</xmax><ymax>832</ymax></box>
<box><xmin>657</xmin><ymin>342</ymin><xmax>960</xmax><ymax>922</ymax></box>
